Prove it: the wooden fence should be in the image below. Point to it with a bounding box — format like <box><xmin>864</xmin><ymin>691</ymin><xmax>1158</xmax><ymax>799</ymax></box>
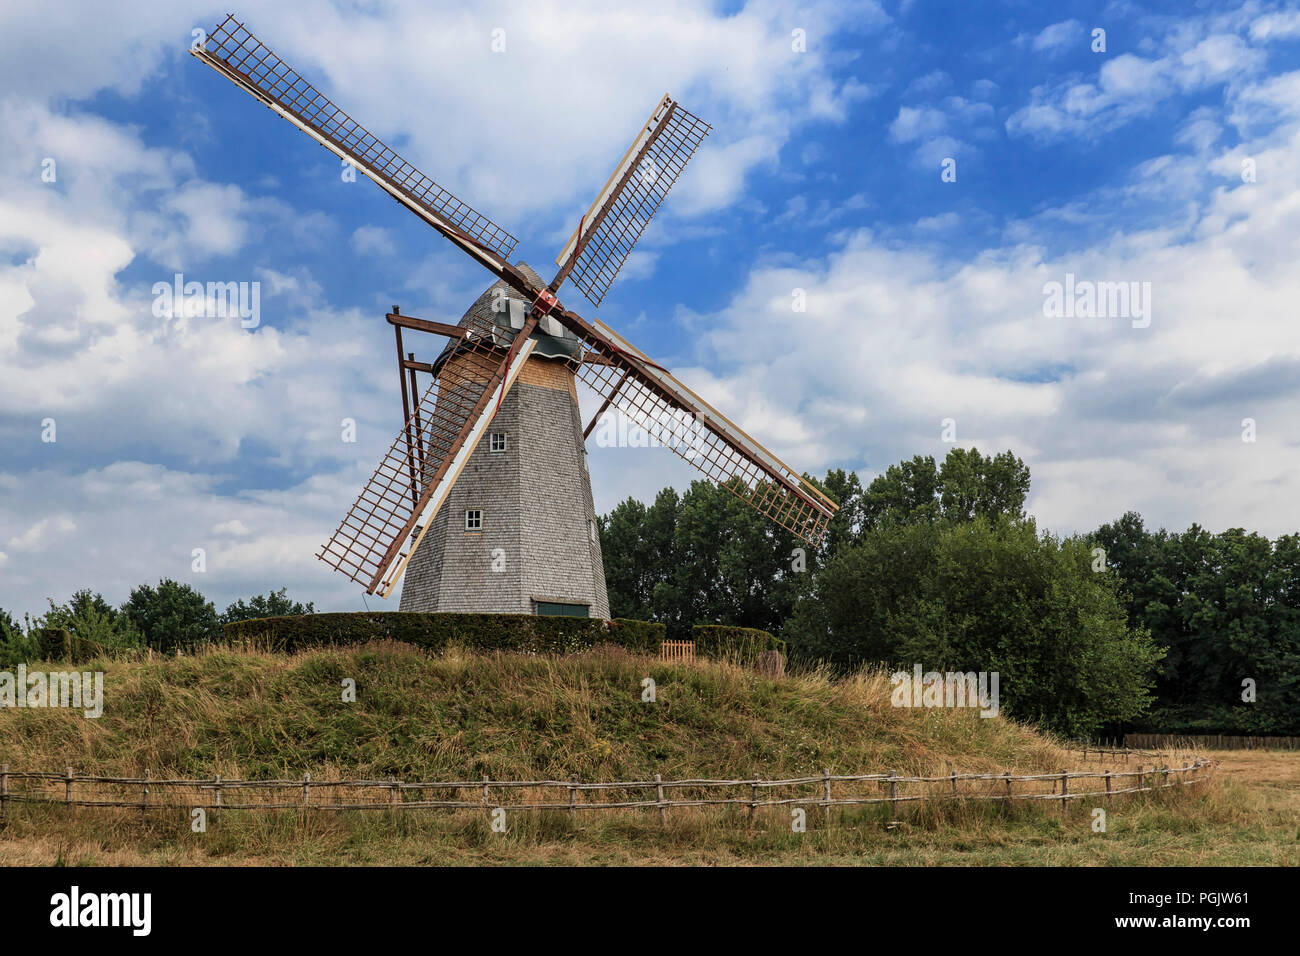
<box><xmin>1125</xmin><ymin>733</ymin><xmax>1300</xmax><ymax>751</ymax></box>
<box><xmin>0</xmin><ymin>757</ymin><xmax>1211</xmax><ymax>825</ymax></box>
<box><xmin>660</xmin><ymin>639</ymin><xmax>695</xmax><ymax>662</ymax></box>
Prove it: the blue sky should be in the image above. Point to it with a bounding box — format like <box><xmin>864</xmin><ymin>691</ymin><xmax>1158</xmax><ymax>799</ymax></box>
<box><xmin>2</xmin><ymin>0</ymin><xmax>1299</xmax><ymax>619</ymax></box>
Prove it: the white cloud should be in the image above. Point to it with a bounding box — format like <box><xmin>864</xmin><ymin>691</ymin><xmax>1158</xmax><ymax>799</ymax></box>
<box><xmin>1249</xmin><ymin>9</ymin><xmax>1300</xmax><ymax>41</ymax></box>
<box><xmin>1032</xmin><ymin>20</ymin><xmax>1082</xmax><ymax>54</ymax></box>
<box><xmin>1008</xmin><ymin>19</ymin><xmax>1271</xmax><ymax>142</ymax></box>
<box><xmin>8</xmin><ymin>516</ymin><xmax>77</xmax><ymax>553</ymax></box>
<box><xmin>350</xmin><ymin>225</ymin><xmax>398</xmax><ymax>259</ymax></box>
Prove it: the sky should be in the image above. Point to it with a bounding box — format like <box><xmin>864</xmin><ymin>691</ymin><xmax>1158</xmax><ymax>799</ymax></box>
<box><xmin>1</xmin><ymin>0</ymin><xmax>1299</xmax><ymax>620</ymax></box>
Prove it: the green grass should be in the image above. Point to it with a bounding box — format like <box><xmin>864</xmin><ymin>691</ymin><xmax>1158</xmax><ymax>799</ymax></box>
<box><xmin>0</xmin><ymin>641</ymin><xmax>1290</xmax><ymax>866</ymax></box>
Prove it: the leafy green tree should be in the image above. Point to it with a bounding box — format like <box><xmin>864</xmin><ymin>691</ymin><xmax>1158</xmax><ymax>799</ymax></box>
<box><xmin>863</xmin><ymin>455</ymin><xmax>941</xmax><ymax>529</ymax></box>
<box><xmin>122</xmin><ymin>579</ymin><xmax>219</xmax><ymax>653</ymax></box>
<box><xmin>808</xmin><ymin>468</ymin><xmax>866</xmax><ymax>559</ymax></box>
<box><xmin>785</xmin><ymin>517</ymin><xmax>1163</xmax><ymax>737</ymax></box>
<box><xmin>1095</xmin><ymin>514</ymin><xmax>1300</xmax><ymax>734</ymax></box>
<box><xmin>0</xmin><ymin>608</ymin><xmax>39</xmax><ymax>667</ymax></box>
<box><xmin>861</xmin><ymin>448</ymin><xmax>1029</xmax><ymax>530</ymax></box>
<box><xmin>221</xmin><ymin>587</ymin><xmax>315</xmax><ymax>624</ymax></box>
<box><xmin>599</xmin><ymin>497</ymin><xmax>653</xmax><ymax>620</ymax></box>
<box><xmin>32</xmin><ymin>590</ymin><xmax>143</xmax><ymax>657</ymax></box>
<box><xmin>937</xmin><ymin>448</ymin><xmax>1031</xmax><ymax>523</ymax></box>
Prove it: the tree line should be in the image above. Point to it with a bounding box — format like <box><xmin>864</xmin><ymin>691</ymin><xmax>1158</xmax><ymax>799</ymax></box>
<box><xmin>598</xmin><ymin>448</ymin><xmax>1299</xmax><ymax>737</ymax></box>
<box><xmin>0</xmin><ymin>584</ymin><xmax>313</xmax><ymax>665</ymax></box>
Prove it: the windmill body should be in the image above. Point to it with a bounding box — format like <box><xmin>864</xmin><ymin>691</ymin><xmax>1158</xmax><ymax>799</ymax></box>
<box><xmin>191</xmin><ymin>15</ymin><xmax>837</xmax><ymax>613</ymax></box>
<box><xmin>399</xmin><ymin>266</ymin><xmax>609</xmax><ymax>617</ymax></box>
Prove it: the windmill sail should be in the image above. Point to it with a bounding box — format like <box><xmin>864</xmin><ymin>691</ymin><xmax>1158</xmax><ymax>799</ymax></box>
<box><xmin>318</xmin><ymin>315</ymin><xmax>539</xmax><ymax>596</ymax></box>
<box><xmin>551</xmin><ymin>94</ymin><xmax>711</xmax><ymax>305</ymax></box>
<box><xmin>561</xmin><ymin>311</ymin><xmax>837</xmax><ymax>544</ymax></box>
<box><xmin>192</xmin><ymin>15</ymin><xmax>518</xmax><ymax>267</ymax></box>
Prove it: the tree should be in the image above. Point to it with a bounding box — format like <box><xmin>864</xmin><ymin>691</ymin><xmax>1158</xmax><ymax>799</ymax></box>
<box><xmin>937</xmin><ymin>448</ymin><xmax>1030</xmax><ymax>523</ymax></box>
<box><xmin>598</xmin><ymin>497</ymin><xmax>653</xmax><ymax>620</ymax></box>
<box><xmin>222</xmin><ymin>587</ymin><xmax>316</xmax><ymax>624</ymax></box>
<box><xmin>785</xmin><ymin>517</ymin><xmax>1164</xmax><ymax>737</ymax></box>
<box><xmin>0</xmin><ymin>608</ymin><xmax>38</xmax><ymax>667</ymax></box>
<box><xmin>863</xmin><ymin>455</ymin><xmax>941</xmax><ymax>529</ymax></box>
<box><xmin>861</xmin><ymin>448</ymin><xmax>1029</xmax><ymax>530</ymax></box>
<box><xmin>808</xmin><ymin>468</ymin><xmax>866</xmax><ymax>558</ymax></box>
<box><xmin>122</xmin><ymin>579</ymin><xmax>219</xmax><ymax>653</ymax></box>
<box><xmin>32</xmin><ymin>590</ymin><xmax>142</xmax><ymax>658</ymax></box>
<box><xmin>1095</xmin><ymin>514</ymin><xmax>1300</xmax><ymax>734</ymax></box>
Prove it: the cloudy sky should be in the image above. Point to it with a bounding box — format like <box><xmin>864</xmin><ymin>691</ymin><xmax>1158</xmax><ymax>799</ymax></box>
<box><xmin>1</xmin><ymin>0</ymin><xmax>1298</xmax><ymax>619</ymax></box>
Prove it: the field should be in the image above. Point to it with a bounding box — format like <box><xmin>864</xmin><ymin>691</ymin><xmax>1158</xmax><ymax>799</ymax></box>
<box><xmin>0</xmin><ymin>642</ymin><xmax>1294</xmax><ymax>866</ymax></box>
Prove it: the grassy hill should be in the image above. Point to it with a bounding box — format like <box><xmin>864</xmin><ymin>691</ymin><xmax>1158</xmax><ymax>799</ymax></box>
<box><xmin>0</xmin><ymin>641</ymin><xmax>1287</xmax><ymax>866</ymax></box>
<box><xmin>0</xmin><ymin>641</ymin><xmax>1073</xmax><ymax>781</ymax></box>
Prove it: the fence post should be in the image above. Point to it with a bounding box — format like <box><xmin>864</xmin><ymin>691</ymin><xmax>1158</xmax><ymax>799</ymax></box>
<box><xmin>569</xmin><ymin>775</ymin><xmax>578</xmax><ymax>823</ymax></box>
<box><xmin>889</xmin><ymin>771</ymin><xmax>899</xmax><ymax>822</ymax></box>
<box><xmin>822</xmin><ymin>767</ymin><xmax>832</xmax><ymax>828</ymax></box>
<box><xmin>1104</xmin><ymin>769</ymin><xmax>1112</xmax><ymax>805</ymax></box>
<box><xmin>213</xmin><ymin>774</ymin><xmax>222</xmax><ymax>820</ymax></box>
<box><xmin>1060</xmin><ymin>769</ymin><xmax>1068</xmax><ymax>812</ymax></box>
<box><xmin>482</xmin><ymin>775</ymin><xmax>490</xmax><ymax>806</ymax></box>
<box><xmin>64</xmin><ymin>767</ymin><xmax>73</xmax><ymax>806</ymax></box>
<box><xmin>141</xmin><ymin>769</ymin><xmax>150</xmax><ymax>819</ymax></box>
<box><xmin>303</xmin><ymin>772</ymin><xmax>312</xmax><ymax>809</ymax></box>
<box><xmin>1</xmin><ymin>764</ymin><xmax>8</xmax><ymax>820</ymax></box>
<box><xmin>1004</xmin><ymin>772</ymin><xmax>1012</xmax><ymax>803</ymax></box>
<box><xmin>749</xmin><ymin>774</ymin><xmax>759</xmax><ymax>827</ymax></box>
<box><xmin>655</xmin><ymin>773</ymin><xmax>666</xmax><ymax>826</ymax></box>
<box><xmin>950</xmin><ymin>766</ymin><xmax>958</xmax><ymax>798</ymax></box>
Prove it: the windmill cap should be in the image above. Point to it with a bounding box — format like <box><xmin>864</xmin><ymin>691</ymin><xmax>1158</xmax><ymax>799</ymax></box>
<box><xmin>458</xmin><ymin>261</ymin><xmax>580</xmax><ymax>360</ymax></box>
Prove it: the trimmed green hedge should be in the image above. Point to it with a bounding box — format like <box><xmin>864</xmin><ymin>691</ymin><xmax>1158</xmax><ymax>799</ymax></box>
<box><xmin>609</xmin><ymin>618</ymin><xmax>666</xmax><ymax>653</ymax></box>
<box><xmin>37</xmin><ymin>627</ymin><xmax>104</xmax><ymax>663</ymax></box>
<box><xmin>691</xmin><ymin>624</ymin><xmax>785</xmax><ymax>662</ymax></box>
<box><xmin>222</xmin><ymin>612</ymin><xmax>666</xmax><ymax>657</ymax></box>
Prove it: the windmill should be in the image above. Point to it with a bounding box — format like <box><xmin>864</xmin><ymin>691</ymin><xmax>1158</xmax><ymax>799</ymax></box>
<box><xmin>192</xmin><ymin>15</ymin><xmax>838</xmax><ymax>617</ymax></box>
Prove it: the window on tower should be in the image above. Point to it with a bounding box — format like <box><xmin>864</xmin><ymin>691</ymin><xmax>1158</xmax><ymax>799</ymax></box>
<box><xmin>465</xmin><ymin>510</ymin><xmax>482</xmax><ymax>531</ymax></box>
<box><xmin>489</xmin><ymin>433</ymin><xmax>507</xmax><ymax>453</ymax></box>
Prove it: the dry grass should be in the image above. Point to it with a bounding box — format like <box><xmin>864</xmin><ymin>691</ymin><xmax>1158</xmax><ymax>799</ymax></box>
<box><xmin>0</xmin><ymin>641</ymin><xmax>1287</xmax><ymax>866</ymax></box>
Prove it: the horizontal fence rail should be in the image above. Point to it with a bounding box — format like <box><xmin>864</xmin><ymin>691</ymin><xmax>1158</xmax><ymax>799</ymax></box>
<box><xmin>0</xmin><ymin>756</ymin><xmax>1212</xmax><ymax>824</ymax></box>
<box><xmin>1125</xmin><ymin>733</ymin><xmax>1300</xmax><ymax>751</ymax></box>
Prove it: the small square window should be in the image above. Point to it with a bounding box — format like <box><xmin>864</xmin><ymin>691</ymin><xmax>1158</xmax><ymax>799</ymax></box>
<box><xmin>465</xmin><ymin>510</ymin><xmax>482</xmax><ymax>531</ymax></box>
<box><xmin>489</xmin><ymin>433</ymin><xmax>507</xmax><ymax>453</ymax></box>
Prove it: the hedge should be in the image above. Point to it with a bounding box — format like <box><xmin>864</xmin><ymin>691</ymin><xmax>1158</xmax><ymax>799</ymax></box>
<box><xmin>691</xmin><ymin>624</ymin><xmax>785</xmax><ymax>662</ymax></box>
<box><xmin>609</xmin><ymin>618</ymin><xmax>666</xmax><ymax>653</ymax></box>
<box><xmin>222</xmin><ymin>612</ymin><xmax>666</xmax><ymax>657</ymax></box>
<box><xmin>38</xmin><ymin>627</ymin><xmax>101</xmax><ymax>664</ymax></box>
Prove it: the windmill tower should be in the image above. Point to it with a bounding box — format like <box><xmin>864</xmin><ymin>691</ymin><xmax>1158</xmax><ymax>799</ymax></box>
<box><xmin>192</xmin><ymin>16</ymin><xmax>839</xmax><ymax>617</ymax></box>
<box><xmin>397</xmin><ymin>264</ymin><xmax>609</xmax><ymax>617</ymax></box>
